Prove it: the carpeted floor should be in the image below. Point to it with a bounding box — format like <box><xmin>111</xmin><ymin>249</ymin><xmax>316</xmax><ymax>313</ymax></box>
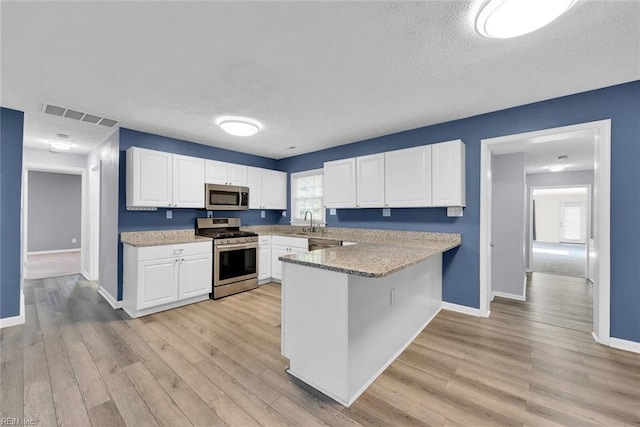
<box><xmin>26</xmin><ymin>251</ymin><xmax>81</xmax><ymax>279</ymax></box>
<box><xmin>532</xmin><ymin>241</ymin><xmax>586</xmax><ymax>278</ymax></box>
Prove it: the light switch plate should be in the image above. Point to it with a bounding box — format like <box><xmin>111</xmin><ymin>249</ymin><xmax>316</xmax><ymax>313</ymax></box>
<box><xmin>330</xmin><ymin>208</ymin><xmax>337</xmax><ymax>216</ymax></box>
<box><xmin>166</xmin><ymin>210</ymin><xmax>173</xmax><ymax>219</ymax></box>
<box><xmin>261</xmin><ymin>210</ymin><xmax>265</xmax><ymax>218</ymax></box>
<box><xmin>382</xmin><ymin>208</ymin><xmax>391</xmax><ymax>217</ymax></box>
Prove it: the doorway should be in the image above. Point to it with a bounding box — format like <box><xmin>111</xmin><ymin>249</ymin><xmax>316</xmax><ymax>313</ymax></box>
<box><xmin>531</xmin><ymin>185</ymin><xmax>591</xmax><ymax>279</ymax></box>
<box><xmin>22</xmin><ymin>163</ymin><xmax>87</xmax><ymax>285</ymax></box>
<box><xmin>480</xmin><ymin>119</ymin><xmax>611</xmax><ymax>344</ymax></box>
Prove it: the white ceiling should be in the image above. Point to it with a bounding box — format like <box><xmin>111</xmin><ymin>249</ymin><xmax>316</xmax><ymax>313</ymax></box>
<box><xmin>491</xmin><ymin>128</ymin><xmax>596</xmax><ymax>173</ymax></box>
<box><xmin>1</xmin><ymin>1</ymin><xmax>639</xmax><ymax>159</ymax></box>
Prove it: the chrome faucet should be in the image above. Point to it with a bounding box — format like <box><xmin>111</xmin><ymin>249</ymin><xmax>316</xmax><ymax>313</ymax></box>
<box><xmin>304</xmin><ymin>210</ymin><xmax>314</xmax><ymax>233</ymax></box>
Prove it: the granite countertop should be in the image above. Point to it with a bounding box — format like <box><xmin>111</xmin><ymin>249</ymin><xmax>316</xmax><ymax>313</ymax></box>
<box><xmin>121</xmin><ymin>230</ymin><xmax>212</xmax><ymax>247</ymax></box>
<box><xmin>242</xmin><ymin>225</ymin><xmax>461</xmax><ymax>277</ymax></box>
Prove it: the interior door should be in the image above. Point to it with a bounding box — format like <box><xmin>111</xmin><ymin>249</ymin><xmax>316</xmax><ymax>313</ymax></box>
<box><xmin>560</xmin><ymin>202</ymin><xmax>586</xmax><ymax>243</ymax></box>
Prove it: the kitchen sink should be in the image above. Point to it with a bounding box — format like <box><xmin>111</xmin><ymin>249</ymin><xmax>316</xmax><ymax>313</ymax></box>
<box><xmin>308</xmin><ymin>237</ymin><xmax>342</xmax><ymax>251</ymax></box>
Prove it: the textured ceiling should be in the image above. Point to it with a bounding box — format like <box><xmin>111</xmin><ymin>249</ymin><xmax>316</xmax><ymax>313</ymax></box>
<box><xmin>1</xmin><ymin>1</ymin><xmax>639</xmax><ymax>158</ymax></box>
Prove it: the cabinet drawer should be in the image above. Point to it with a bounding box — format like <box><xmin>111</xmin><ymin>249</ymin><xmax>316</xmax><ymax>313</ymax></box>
<box><xmin>259</xmin><ymin>235</ymin><xmax>272</xmax><ymax>246</ymax></box>
<box><xmin>136</xmin><ymin>241</ymin><xmax>212</xmax><ymax>261</ymax></box>
<box><xmin>271</xmin><ymin>235</ymin><xmax>307</xmax><ymax>249</ymax></box>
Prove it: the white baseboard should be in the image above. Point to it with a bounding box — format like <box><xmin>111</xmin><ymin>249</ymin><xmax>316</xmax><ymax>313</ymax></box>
<box><xmin>0</xmin><ymin>293</ymin><xmax>25</xmax><ymax>329</ymax></box>
<box><xmin>27</xmin><ymin>249</ymin><xmax>81</xmax><ymax>255</ymax></box>
<box><xmin>609</xmin><ymin>337</ymin><xmax>640</xmax><ymax>354</ymax></box>
<box><xmin>441</xmin><ymin>301</ymin><xmax>485</xmax><ymax>317</ymax></box>
<box><xmin>492</xmin><ymin>291</ymin><xmax>526</xmax><ymax>301</ymax></box>
<box><xmin>81</xmin><ymin>270</ymin><xmax>91</xmax><ymax>281</ymax></box>
<box><xmin>98</xmin><ymin>286</ymin><xmax>122</xmax><ymax>309</ymax></box>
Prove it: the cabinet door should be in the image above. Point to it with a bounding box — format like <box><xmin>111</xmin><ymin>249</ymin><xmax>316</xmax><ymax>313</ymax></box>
<box><xmin>356</xmin><ymin>153</ymin><xmax>385</xmax><ymax>208</ymax></box>
<box><xmin>247</xmin><ymin>167</ymin><xmax>262</xmax><ymax>209</ymax></box>
<box><xmin>173</xmin><ymin>155</ymin><xmax>205</xmax><ymax>208</ymax></box>
<box><xmin>205</xmin><ymin>160</ymin><xmax>228</xmax><ymax>184</ymax></box>
<box><xmin>127</xmin><ymin>148</ymin><xmax>172</xmax><ymax>208</ymax></box>
<box><xmin>324</xmin><ymin>158</ymin><xmax>356</xmax><ymax>208</ymax></box>
<box><xmin>227</xmin><ymin>164</ymin><xmax>248</xmax><ymax>186</ymax></box>
<box><xmin>178</xmin><ymin>253</ymin><xmax>212</xmax><ymax>299</ymax></box>
<box><xmin>261</xmin><ymin>170</ymin><xmax>287</xmax><ymax>210</ymax></box>
<box><xmin>384</xmin><ymin>146</ymin><xmax>432</xmax><ymax>207</ymax></box>
<box><xmin>432</xmin><ymin>140</ymin><xmax>465</xmax><ymax>207</ymax></box>
<box><xmin>138</xmin><ymin>258</ymin><xmax>178</xmax><ymax>309</ymax></box>
<box><xmin>258</xmin><ymin>245</ymin><xmax>272</xmax><ymax>280</ymax></box>
<box><xmin>271</xmin><ymin>245</ymin><xmax>288</xmax><ymax>281</ymax></box>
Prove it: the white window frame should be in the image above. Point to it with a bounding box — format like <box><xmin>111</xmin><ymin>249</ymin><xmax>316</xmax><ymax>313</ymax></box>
<box><xmin>290</xmin><ymin>168</ymin><xmax>325</xmax><ymax>226</ymax></box>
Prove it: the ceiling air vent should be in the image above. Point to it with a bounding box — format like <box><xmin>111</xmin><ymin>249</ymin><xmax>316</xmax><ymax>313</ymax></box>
<box><xmin>41</xmin><ymin>102</ymin><xmax>119</xmax><ymax>128</ymax></box>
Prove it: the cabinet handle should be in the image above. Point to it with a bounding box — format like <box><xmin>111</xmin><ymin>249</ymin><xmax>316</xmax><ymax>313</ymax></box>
<box><xmin>181</xmin><ymin>258</ymin><xmax>185</xmax><ymax>263</ymax></box>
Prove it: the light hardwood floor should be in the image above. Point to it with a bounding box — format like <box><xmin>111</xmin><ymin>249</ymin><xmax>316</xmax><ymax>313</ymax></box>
<box><xmin>1</xmin><ymin>274</ymin><xmax>639</xmax><ymax>426</ymax></box>
<box><xmin>26</xmin><ymin>251</ymin><xmax>81</xmax><ymax>279</ymax></box>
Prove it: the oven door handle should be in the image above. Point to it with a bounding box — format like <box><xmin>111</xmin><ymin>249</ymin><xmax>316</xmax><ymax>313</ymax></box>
<box><xmin>238</xmin><ymin>190</ymin><xmax>243</xmax><ymax>208</ymax></box>
<box><xmin>216</xmin><ymin>242</ymin><xmax>257</xmax><ymax>250</ymax></box>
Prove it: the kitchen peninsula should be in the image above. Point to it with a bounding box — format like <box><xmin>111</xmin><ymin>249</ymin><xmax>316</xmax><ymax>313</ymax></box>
<box><xmin>276</xmin><ymin>227</ymin><xmax>461</xmax><ymax>407</ymax></box>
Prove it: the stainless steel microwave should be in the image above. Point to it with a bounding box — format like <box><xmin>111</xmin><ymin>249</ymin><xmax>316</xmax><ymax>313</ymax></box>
<box><xmin>205</xmin><ymin>184</ymin><xmax>249</xmax><ymax>210</ymax></box>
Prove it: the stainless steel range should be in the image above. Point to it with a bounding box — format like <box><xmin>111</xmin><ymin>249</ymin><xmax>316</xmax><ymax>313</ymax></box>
<box><xmin>195</xmin><ymin>217</ymin><xmax>258</xmax><ymax>299</ymax></box>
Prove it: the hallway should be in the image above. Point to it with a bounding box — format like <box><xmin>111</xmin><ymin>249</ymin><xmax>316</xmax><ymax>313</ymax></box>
<box><xmin>493</xmin><ymin>271</ymin><xmax>592</xmax><ymax>333</ymax></box>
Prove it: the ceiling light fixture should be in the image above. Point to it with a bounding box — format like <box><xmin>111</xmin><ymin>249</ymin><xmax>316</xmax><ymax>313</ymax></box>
<box><xmin>475</xmin><ymin>0</ymin><xmax>580</xmax><ymax>39</ymax></box>
<box><xmin>548</xmin><ymin>164</ymin><xmax>566</xmax><ymax>172</ymax></box>
<box><xmin>216</xmin><ymin>116</ymin><xmax>262</xmax><ymax>137</ymax></box>
<box><xmin>547</xmin><ymin>154</ymin><xmax>568</xmax><ymax>172</ymax></box>
<box><xmin>49</xmin><ymin>140</ymin><xmax>73</xmax><ymax>151</ymax></box>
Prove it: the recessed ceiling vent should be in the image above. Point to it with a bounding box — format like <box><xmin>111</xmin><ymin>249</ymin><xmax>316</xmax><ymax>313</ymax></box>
<box><xmin>41</xmin><ymin>102</ymin><xmax>119</xmax><ymax>128</ymax></box>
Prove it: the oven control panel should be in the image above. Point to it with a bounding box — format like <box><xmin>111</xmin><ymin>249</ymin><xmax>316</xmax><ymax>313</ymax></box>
<box><xmin>215</xmin><ymin>236</ymin><xmax>258</xmax><ymax>246</ymax></box>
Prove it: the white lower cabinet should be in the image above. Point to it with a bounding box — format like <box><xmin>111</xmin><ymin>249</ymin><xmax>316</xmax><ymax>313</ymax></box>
<box><xmin>123</xmin><ymin>241</ymin><xmax>212</xmax><ymax>318</ymax></box>
<box><xmin>258</xmin><ymin>235</ymin><xmax>272</xmax><ymax>282</ymax></box>
<box><xmin>267</xmin><ymin>236</ymin><xmax>308</xmax><ymax>282</ymax></box>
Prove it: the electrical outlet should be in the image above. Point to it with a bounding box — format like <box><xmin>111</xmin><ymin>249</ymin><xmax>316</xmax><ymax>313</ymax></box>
<box><xmin>330</xmin><ymin>208</ymin><xmax>337</xmax><ymax>216</ymax></box>
<box><xmin>382</xmin><ymin>208</ymin><xmax>391</xmax><ymax>217</ymax></box>
<box><xmin>390</xmin><ymin>288</ymin><xmax>396</xmax><ymax>305</ymax></box>
<box><xmin>72</xmin><ymin>238</ymin><xmax>77</xmax><ymax>244</ymax></box>
<box><xmin>261</xmin><ymin>210</ymin><xmax>265</xmax><ymax>218</ymax></box>
<box><xmin>166</xmin><ymin>210</ymin><xmax>173</xmax><ymax>219</ymax></box>
<box><xmin>206</xmin><ymin>211</ymin><xmax>213</xmax><ymax>218</ymax></box>
<box><xmin>282</xmin><ymin>211</ymin><xmax>287</xmax><ymax>217</ymax></box>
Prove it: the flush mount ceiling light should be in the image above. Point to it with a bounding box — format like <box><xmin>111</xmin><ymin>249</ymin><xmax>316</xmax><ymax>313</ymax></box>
<box><xmin>475</xmin><ymin>0</ymin><xmax>580</xmax><ymax>39</ymax></box>
<box><xmin>547</xmin><ymin>154</ymin><xmax>568</xmax><ymax>172</ymax></box>
<box><xmin>216</xmin><ymin>116</ymin><xmax>262</xmax><ymax>137</ymax></box>
<box><xmin>49</xmin><ymin>140</ymin><xmax>73</xmax><ymax>151</ymax></box>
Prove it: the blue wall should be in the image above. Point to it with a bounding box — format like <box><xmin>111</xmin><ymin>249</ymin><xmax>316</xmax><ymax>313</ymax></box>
<box><xmin>0</xmin><ymin>107</ymin><xmax>24</xmax><ymax>319</ymax></box>
<box><xmin>277</xmin><ymin>81</ymin><xmax>640</xmax><ymax>343</ymax></box>
<box><xmin>117</xmin><ymin>128</ymin><xmax>285</xmax><ymax>299</ymax></box>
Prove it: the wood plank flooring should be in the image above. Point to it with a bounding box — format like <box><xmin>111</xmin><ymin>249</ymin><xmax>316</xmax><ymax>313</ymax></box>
<box><xmin>1</xmin><ymin>274</ymin><xmax>638</xmax><ymax>426</ymax></box>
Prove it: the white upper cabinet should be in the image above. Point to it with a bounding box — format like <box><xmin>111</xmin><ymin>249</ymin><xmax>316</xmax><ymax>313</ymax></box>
<box><xmin>324</xmin><ymin>158</ymin><xmax>357</xmax><ymax>208</ymax></box>
<box><xmin>127</xmin><ymin>147</ymin><xmax>172</xmax><ymax>208</ymax></box>
<box><xmin>247</xmin><ymin>166</ymin><xmax>262</xmax><ymax>209</ymax></box>
<box><xmin>384</xmin><ymin>145</ymin><xmax>432</xmax><ymax>207</ymax></box>
<box><xmin>127</xmin><ymin>147</ymin><xmax>204</xmax><ymax>209</ymax></box>
<box><xmin>205</xmin><ymin>160</ymin><xmax>248</xmax><ymax>186</ymax></box>
<box><xmin>173</xmin><ymin>154</ymin><xmax>205</xmax><ymax>208</ymax></box>
<box><xmin>431</xmin><ymin>140</ymin><xmax>465</xmax><ymax>207</ymax></box>
<box><xmin>247</xmin><ymin>167</ymin><xmax>287</xmax><ymax>210</ymax></box>
<box><xmin>261</xmin><ymin>169</ymin><xmax>287</xmax><ymax>210</ymax></box>
<box><xmin>356</xmin><ymin>153</ymin><xmax>385</xmax><ymax>208</ymax></box>
<box><xmin>127</xmin><ymin>147</ymin><xmax>205</xmax><ymax>209</ymax></box>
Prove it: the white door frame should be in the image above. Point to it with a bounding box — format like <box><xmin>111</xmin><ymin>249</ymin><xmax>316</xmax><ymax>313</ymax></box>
<box><xmin>22</xmin><ymin>163</ymin><xmax>87</xmax><ymax>289</ymax></box>
<box><xmin>529</xmin><ymin>184</ymin><xmax>591</xmax><ymax>270</ymax></box>
<box><xmin>89</xmin><ymin>163</ymin><xmax>101</xmax><ymax>282</ymax></box>
<box><xmin>480</xmin><ymin>119</ymin><xmax>611</xmax><ymax>344</ymax></box>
